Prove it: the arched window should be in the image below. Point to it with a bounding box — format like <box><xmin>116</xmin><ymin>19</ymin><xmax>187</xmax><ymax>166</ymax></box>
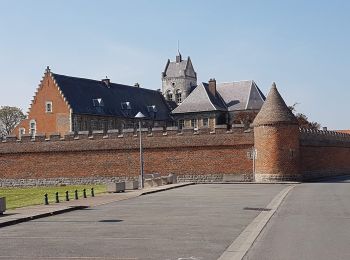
<box><xmin>166</xmin><ymin>90</ymin><xmax>173</xmax><ymax>101</ymax></box>
<box><xmin>175</xmin><ymin>89</ymin><xmax>182</xmax><ymax>103</ymax></box>
<box><xmin>29</xmin><ymin>119</ymin><xmax>36</xmax><ymax>137</ymax></box>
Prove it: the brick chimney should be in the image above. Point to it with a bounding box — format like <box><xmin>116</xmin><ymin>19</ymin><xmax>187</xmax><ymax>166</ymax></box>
<box><xmin>208</xmin><ymin>78</ymin><xmax>216</xmax><ymax>96</ymax></box>
<box><xmin>102</xmin><ymin>77</ymin><xmax>110</xmax><ymax>87</ymax></box>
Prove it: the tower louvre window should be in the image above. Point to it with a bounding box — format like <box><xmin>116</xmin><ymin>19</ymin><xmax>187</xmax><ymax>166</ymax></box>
<box><xmin>175</xmin><ymin>90</ymin><xmax>182</xmax><ymax>103</ymax></box>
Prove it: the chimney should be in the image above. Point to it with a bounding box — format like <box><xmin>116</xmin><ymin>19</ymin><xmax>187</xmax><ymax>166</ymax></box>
<box><xmin>134</xmin><ymin>83</ymin><xmax>140</xmax><ymax>88</ymax></box>
<box><xmin>208</xmin><ymin>78</ymin><xmax>216</xmax><ymax>96</ymax></box>
<box><xmin>102</xmin><ymin>77</ymin><xmax>110</xmax><ymax>87</ymax></box>
<box><xmin>323</xmin><ymin>127</ymin><xmax>327</xmax><ymax>131</ymax></box>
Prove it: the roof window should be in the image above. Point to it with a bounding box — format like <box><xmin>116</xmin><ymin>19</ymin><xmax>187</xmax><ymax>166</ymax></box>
<box><xmin>147</xmin><ymin>105</ymin><xmax>157</xmax><ymax>113</ymax></box>
<box><xmin>121</xmin><ymin>102</ymin><xmax>132</xmax><ymax>110</ymax></box>
<box><xmin>93</xmin><ymin>98</ymin><xmax>104</xmax><ymax>107</ymax></box>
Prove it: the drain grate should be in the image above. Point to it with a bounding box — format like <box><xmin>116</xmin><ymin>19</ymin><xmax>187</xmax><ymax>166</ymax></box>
<box><xmin>243</xmin><ymin>207</ymin><xmax>271</xmax><ymax>212</ymax></box>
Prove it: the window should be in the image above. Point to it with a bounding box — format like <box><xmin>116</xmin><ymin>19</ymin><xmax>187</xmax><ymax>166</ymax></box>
<box><xmin>178</xmin><ymin>119</ymin><xmax>184</xmax><ymax>129</ymax></box>
<box><xmin>45</xmin><ymin>101</ymin><xmax>53</xmax><ymax>113</ymax></box>
<box><xmin>203</xmin><ymin>118</ymin><xmax>209</xmax><ymax>127</ymax></box>
<box><xmin>191</xmin><ymin>119</ymin><xmax>197</xmax><ymax>128</ymax></box>
<box><xmin>166</xmin><ymin>91</ymin><xmax>173</xmax><ymax>101</ymax></box>
<box><xmin>121</xmin><ymin>102</ymin><xmax>131</xmax><ymax>110</ymax></box>
<box><xmin>147</xmin><ymin>105</ymin><xmax>157</xmax><ymax>113</ymax></box>
<box><xmin>19</xmin><ymin>128</ymin><xmax>25</xmax><ymax>138</ymax></box>
<box><xmin>175</xmin><ymin>90</ymin><xmax>182</xmax><ymax>103</ymax></box>
<box><xmin>29</xmin><ymin>120</ymin><xmax>36</xmax><ymax>137</ymax></box>
<box><xmin>92</xmin><ymin>98</ymin><xmax>104</xmax><ymax>107</ymax></box>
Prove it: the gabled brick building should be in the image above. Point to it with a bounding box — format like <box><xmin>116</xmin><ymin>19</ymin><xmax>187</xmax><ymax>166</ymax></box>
<box><xmin>13</xmin><ymin>67</ymin><xmax>172</xmax><ymax>137</ymax></box>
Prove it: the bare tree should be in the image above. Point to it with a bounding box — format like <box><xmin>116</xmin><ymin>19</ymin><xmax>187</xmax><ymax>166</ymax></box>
<box><xmin>234</xmin><ymin>111</ymin><xmax>258</xmax><ymax>129</ymax></box>
<box><xmin>0</xmin><ymin>106</ymin><xmax>26</xmax><ymax>138</ymax></box>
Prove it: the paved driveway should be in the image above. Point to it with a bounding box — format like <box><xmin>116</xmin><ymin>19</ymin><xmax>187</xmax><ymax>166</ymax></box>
<box><xmin>0</xmin><ymin>184</ymin><xmax>287</xmax><ymax>260</ymax></box>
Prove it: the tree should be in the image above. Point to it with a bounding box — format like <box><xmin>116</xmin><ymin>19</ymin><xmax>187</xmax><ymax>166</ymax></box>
<box><xmin>0</xmin><ymin>106</ymin><xmax>26</xmax><ymax>138</ymax></box>
<box><xmin>234</xmin><ymin>111</ymin><xmax>258</xmax><ymax>129</ymax></box>
<box><xmin>288</xmin><ymin>103</ymin><xmax>320</xmax><ymax>130</ymax></box>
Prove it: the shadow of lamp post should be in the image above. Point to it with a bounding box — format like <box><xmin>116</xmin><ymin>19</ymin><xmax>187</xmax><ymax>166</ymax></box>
<box><xmin>135</xmin><ymin>112</ymin><xmax>146</xmax><ymax>189</ymax></box>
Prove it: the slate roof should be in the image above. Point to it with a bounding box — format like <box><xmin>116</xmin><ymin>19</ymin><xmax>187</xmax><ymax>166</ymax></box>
<box><xmin>163</xmin><ymin>55</ymin><xmax>196</xmax><ymax>78</ymax></box>
<box><xmin>217</xmin><ymin>80</ymin><xmax>265</xmax><ymax>111</ymax></box>
<box><xmin>172</xmin><ymin>80</ymin><xmax>265</xmax><ymax>114</ymax></box>
<box><xmin>51</xmin><ymin>73</ymin><xmax>172</xmax><ymax>121</ymax></box>
<box><xmin>253</xmin><ymin>83</ymin><xmax>298</xmax><ymax>126</ymax></box>
<box><xmin>172</xmin><ymin>83</ymin><xmax>226</xmax><ymax>114</ymax></box>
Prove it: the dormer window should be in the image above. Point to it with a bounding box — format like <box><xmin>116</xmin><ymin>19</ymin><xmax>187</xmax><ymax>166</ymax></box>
<box><xmin>93</xmin><ymin>98</ymin><xmax>104</xmax><ymax>107</ymax></box>
<box><xmin>121</xmin><ymin>102</ymin><xmax>131</xmax><ymax>110</ymax></box>
<box><xmin>45</xmin><ymin>101</ymin><xmax>53</xmax><ymax>113</ymax></box>
<box><xmin>147</xmin><ymin>105</ymin><xmax>157</xmax><ymax>113</ymax></box>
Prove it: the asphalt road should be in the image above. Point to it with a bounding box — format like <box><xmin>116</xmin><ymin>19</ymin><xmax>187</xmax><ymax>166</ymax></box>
<box><xmin>245</xmin><ymin>176</ymin><xmax>350</xmax><ymax>260</ymax></box>
<box><xmin>0</xmin><ymin>184</ymin><xmax>287</xmax><ymax>260</ymax></box>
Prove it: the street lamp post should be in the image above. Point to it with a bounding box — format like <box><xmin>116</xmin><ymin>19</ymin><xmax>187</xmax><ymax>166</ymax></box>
<box><xmin>135</xmin><ymin>112</ymin><xmax>146</xmax><ymax>189</ymax></box>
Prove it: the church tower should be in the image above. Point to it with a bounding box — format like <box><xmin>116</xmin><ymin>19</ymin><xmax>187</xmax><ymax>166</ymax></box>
<box><xmin>161</xmin><ymin>53</ymin><xmax>197</xmax><ymax>105</ymax></box>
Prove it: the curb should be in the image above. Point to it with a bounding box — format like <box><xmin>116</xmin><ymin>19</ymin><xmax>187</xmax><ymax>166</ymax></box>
<box><xmin>217</xmin><ymin>185</ymin><xmax>295</xmax><ymax>260</ymax></box>
<box><xmin>141</xmin><ymin>182</ymin><xmax>195</xmax><ymax>195</ymax></box>
<box><xmin>0</xmin><ymin>206</ymin><xmax>87</xmax><ymax>228</ymax></box>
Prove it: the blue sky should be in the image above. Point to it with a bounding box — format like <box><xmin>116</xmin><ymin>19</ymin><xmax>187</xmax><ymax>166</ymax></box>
<box><xmin>0</xmin><ymin>0</ymin><xmax>349</xmax><ymax>129</ymax></box>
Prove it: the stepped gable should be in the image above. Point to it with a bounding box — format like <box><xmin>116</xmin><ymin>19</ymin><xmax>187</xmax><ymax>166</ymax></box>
<box><xmin>253</xmin><ymin>82</ymin><xmax>298</xmax><ymax>127</ymax></box>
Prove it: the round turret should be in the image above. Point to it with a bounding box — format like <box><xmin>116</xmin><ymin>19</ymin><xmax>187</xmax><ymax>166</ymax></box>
<box><xmin>253</xmin><ymin>83</ymin><xmax>301</xmax><ymax>182</ymax></box>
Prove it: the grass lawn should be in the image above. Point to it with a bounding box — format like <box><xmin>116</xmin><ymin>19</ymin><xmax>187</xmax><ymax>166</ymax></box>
<box><xmin>0</xmin><ymin>185</ymin><xmax>107</xmax><ymax>210</ymax></box>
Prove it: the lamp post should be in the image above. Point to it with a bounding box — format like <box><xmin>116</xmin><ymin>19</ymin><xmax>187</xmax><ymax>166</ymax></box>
<box><xmin>135</xmin><ymin>112</ymin><xmax>146</xmax><ymax>189</ymax></box>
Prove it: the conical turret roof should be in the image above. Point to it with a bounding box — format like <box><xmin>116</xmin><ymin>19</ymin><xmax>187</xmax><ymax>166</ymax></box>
<box><xmin>253</xmin><ymin>82</ymin><xmax>298</xmax><ymax>127</ymax></box>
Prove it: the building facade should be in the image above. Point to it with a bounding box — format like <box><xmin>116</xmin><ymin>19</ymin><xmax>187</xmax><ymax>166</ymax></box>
<box><xmin>13</xmin><ymin>67</ymin><xmax>172</xmax><ymax>137</ymax></box>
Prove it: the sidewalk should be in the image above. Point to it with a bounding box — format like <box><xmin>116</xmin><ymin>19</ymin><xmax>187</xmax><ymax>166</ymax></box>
<box><xmin>0</xmin><ymin>182</ymin><xmax>194</xmax><ymax>228</ymax></box>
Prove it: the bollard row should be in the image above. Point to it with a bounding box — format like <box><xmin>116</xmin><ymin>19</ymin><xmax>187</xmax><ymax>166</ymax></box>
<box><xmin>44</xmin><ymin>188</ymin><xmax>95</xmax><ymax>205</ymax></box>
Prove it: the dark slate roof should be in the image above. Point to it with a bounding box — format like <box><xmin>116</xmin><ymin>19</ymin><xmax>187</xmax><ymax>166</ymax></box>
<box><xmin>172</xmin><ymin>83</ymin><xmax>226</xmax><ymax>114</ymax></box>
<box><xmin>253</xmin><ymin>83</ymin><xmax>298</xmax><ymax>126</ymax></box>
<box><xmin>216</xmin><ymin>80</ymin><xmax>265</xmax><ymax>111</ymax></box>
<box><xmin>51</xmin><ymin>73</ymin><xmax>172</xmax><ymax>121</ymax></box>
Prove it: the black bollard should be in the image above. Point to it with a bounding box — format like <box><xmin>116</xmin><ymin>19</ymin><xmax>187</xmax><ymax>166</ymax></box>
<box><xmin>75</xmin><ymin>190</ymin><xmax>79</xmax><ymax>200</ymax></box>
<box><xmin>55</xmin><ymin>192</ymin><xmax>60</xmax><ymax>203</ymax></box>
<box><xmin>91</xmin><ymin>188</ymin><xmax>95</xmax><ymax>197</ymax></box>
<box><xmin>83</xmin><ymin>189</ymin><xmax>87</xmax><ymax>198</ymax></box>
<box><xmin>65</xmin><ymin>191</ymin><xmax>70</xmax><ymax>201</ymax></box>
<box><xmin>44</xmin><ymin>194</ymin><xmax>49</xmax><ymax>205</ymax></box>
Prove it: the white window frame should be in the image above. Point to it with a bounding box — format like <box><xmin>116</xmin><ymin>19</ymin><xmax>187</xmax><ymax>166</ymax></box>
<box><xmin>45</xmin><ymin>101</ymin><xmax>53</xmax><ymax>113</ymax></box>
<box><xmin>29</xmin><ymin>119</ymin><xmax>36</xmax><ymax>137</ymax></box>
<box><xmin>19</xmin><ymin>127</ymin><xmax>25</xmax><ymax>138</ymax></box>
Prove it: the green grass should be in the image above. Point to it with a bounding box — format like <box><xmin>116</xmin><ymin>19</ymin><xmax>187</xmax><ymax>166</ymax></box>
<box><xmin>0</xmin><ymin>185</ymin><xmax>107</xmax><ymax>210</ymax></box>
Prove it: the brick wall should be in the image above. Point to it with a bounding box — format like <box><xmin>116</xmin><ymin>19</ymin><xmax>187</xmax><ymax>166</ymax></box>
<box><xmin>300</xmin><ymin>128</ymin><xmax>350</xmax><ymax>180</ymax></box>
<box><xmin>0</xmin><ymin>127</ymin><xmax>254</xmax><ymax>186</ymax></box>
<box><xmin>254</xmin><ymin>124</ymin><xmax>301</xmax><ymax>181</ymax></box>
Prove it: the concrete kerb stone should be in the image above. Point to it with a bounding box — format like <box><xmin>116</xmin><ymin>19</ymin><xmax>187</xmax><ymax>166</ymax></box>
<box><xmin>217</xmin><ymin>184</ymin><xmax>295</xmax><ymax>260</ymax></box>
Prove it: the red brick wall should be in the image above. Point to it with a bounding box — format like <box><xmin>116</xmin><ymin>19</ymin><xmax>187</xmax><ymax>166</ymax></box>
<box><xmin>299</xmin><ymin>130</ymin><xmax>350</xmax><ymax>179</ymax></box>
<box><xmin>254</xmin><ymin>124</ymin><xmax>301</xmax><ymax>181</ymax></box>
<box><xmin>13</xmin><ymin>72</ymin><xmax>71</xmax><ymax>137</ymax></box>
<box><xmin>0</xmin><ymin>130</ymin><xmax>254</xmax><ymax>183</ymax></box>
